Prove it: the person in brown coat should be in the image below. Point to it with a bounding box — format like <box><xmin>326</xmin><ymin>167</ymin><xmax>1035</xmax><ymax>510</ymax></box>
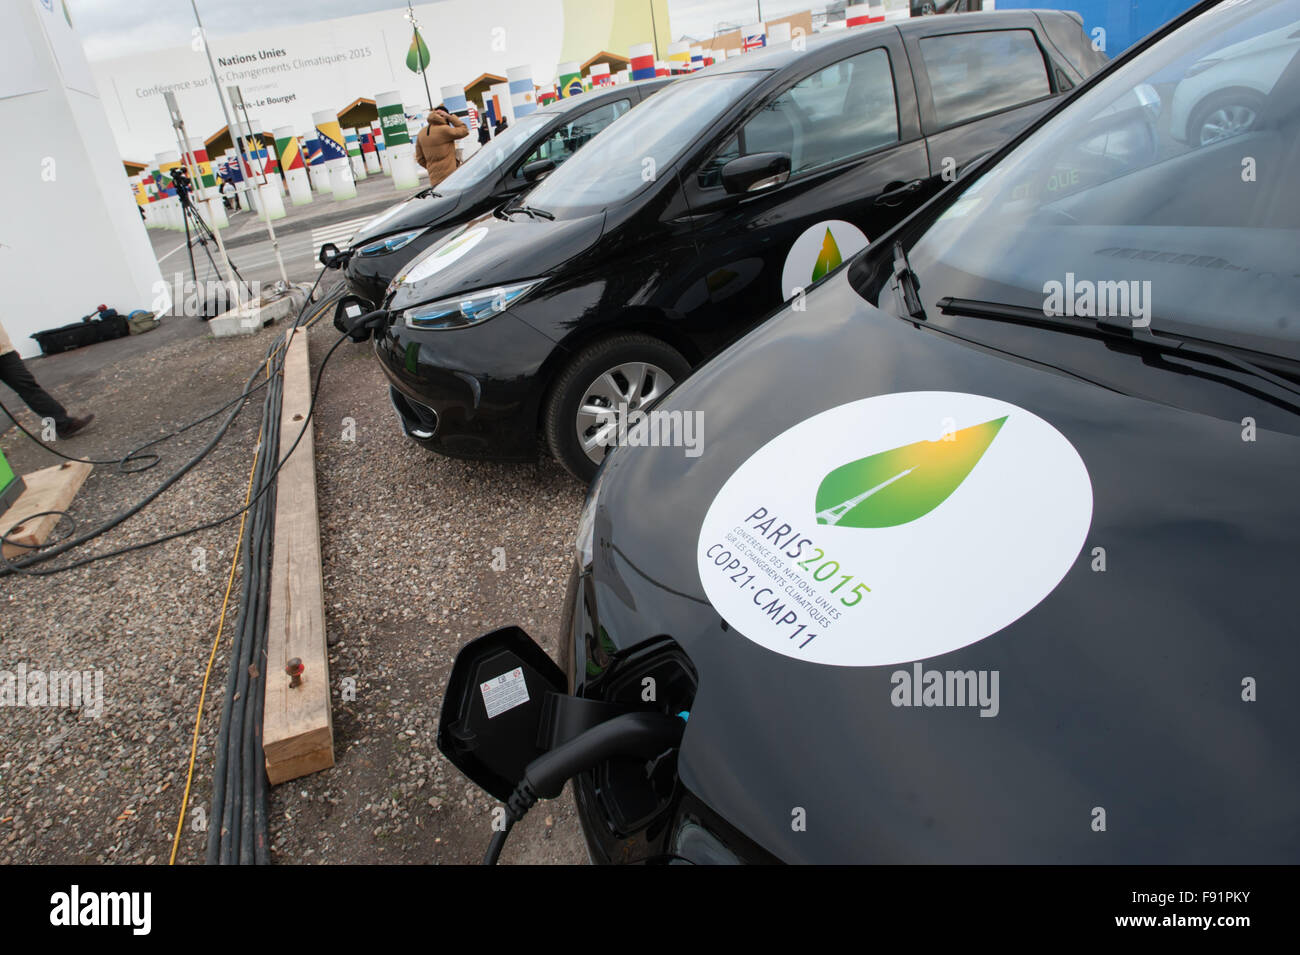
<box><xmin>414</xmin><ymin>109</ymin><xmax>469</xmax><ymax>187</ymax></box>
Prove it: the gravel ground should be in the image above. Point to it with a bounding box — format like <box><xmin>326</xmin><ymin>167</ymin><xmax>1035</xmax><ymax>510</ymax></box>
<box><xmin>0</xmin><ymin>299</ymin><xmax>588</xmax><ymax>864</ymax></box>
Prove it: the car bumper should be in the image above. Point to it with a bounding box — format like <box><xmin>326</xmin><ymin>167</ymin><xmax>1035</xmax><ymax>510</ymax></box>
<box><xmin>373</xmin><ymin>309</ymin><xmax>561</xmax><ymax>461</ymax></box>
<box><xmin>559</xmin><ymin>560</ymin><xmax>774</xmax><ymax>864</ymax></box>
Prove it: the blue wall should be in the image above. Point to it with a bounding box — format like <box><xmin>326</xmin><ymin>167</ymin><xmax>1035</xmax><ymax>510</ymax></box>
<box><xmin>996</xmin><ymin>1</ymin><xmax>1199</xmax><ymax>55</ymax></box>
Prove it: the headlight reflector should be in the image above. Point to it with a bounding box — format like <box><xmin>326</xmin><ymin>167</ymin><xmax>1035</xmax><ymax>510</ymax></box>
<box><xmin>403</xmin><ymin>279</ymin><xmax>543</xmax><ymax>330</ymax></box>
<box><xmin>358</xmin><ymin>229</ymin><xmax>425</xmax><ymax>256</ymax></box>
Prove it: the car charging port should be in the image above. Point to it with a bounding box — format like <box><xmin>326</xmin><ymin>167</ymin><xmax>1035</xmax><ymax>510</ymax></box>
<box><xmin>585</xmin><ymin>640</ymin><xmax>698</xmax><ymax>840</ymax></box>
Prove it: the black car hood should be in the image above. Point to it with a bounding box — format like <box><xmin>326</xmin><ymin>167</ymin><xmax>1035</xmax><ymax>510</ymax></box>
<box><xmin>387</xmin><ymin>209</ymin><xmax>605</xmax><ymax>309</ymax></box>
<box><xmin>350</xmin><ymin>190</ymin><xmax>463</xmax><ymax>248</ymax></box>
<box><xmin>588</xmin><ymin>272</ymin><xmax>1300</xmax><ymax>863</ymax></box>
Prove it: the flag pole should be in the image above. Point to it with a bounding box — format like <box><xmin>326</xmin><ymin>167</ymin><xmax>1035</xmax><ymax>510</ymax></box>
<box><xmin>405</xmin><ymin>2</ymin><xmax>434</xmax><ymax>111</ymax></box>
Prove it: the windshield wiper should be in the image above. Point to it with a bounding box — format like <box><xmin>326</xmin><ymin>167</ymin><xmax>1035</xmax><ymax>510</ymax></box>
<box><xmin>935</xmin><ymin>296</ymin><xmax>1300</xmax><ymax>411</ymax></box>
<box><xmin>892</xmin><ymin>242</ymin><xmax>926</xmax><ymax>320</ymax></box>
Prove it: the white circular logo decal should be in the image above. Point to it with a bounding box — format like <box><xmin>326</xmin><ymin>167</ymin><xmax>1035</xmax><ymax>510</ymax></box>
<box><xmin>399</xmin><ymin>226</ymin><xmax>489</xmax><ymax>284</ymax></box>
<box><xmin>780</xmin><ymin>219</ymin><xmax>869</xmax><ymax>299</ymax></box>
<box><xmin>696</xmin><ymin>392</ymin><xmax>1093</xmax><ymax>667</ymax></box>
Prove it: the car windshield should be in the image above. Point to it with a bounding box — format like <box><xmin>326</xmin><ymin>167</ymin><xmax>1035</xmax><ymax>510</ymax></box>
<box><xmin>901</xmin><ymin>0</ymin><xmax>1300</xmax><ymax>350</ymax></box>
<box><xmin>526</xmin><ymin>73</ymin><xmax>764</xmax><ymax>217</ymax></box>
<box><xmin>436</xmin><ymin>111</ymin><xmax>552</xmax><ymax>191</ymax></box>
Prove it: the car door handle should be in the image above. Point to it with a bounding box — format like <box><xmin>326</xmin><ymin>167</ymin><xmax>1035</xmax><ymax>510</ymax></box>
<box><xmin>875</xmin><ymin>179</ymin><xmax>924</xmax><ymax>206</ymax></box>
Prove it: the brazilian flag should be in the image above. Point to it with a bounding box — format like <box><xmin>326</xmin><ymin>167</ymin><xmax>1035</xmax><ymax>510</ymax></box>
<box><xmin>406</xmin><ymin>27</ymin><xmax>431</xmax><ymax>74</ymax></box>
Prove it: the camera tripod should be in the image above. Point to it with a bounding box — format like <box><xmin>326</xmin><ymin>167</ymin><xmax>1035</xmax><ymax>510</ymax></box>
<box><xmin>178</xmin><ymin>185</ymin><xmax>248</xmax><ymax>319</ymax></box>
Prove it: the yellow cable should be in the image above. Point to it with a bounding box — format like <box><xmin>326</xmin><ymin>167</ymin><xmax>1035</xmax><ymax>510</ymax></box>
<box><xmin>169</xmin><ymin>356</ymin><xmax>274</xmax><ymax>865</ymax></box>
<box><xmin>168</xmin><ymin>293</ymin><xmax>337</xmax><ymax>864</ymax></box>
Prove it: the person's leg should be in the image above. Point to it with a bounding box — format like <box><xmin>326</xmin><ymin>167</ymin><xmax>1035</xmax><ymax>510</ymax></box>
<box><xmin>0</xmin><ymin>351</ymin><xmax>72</xmax><ymax>428</ymax></box>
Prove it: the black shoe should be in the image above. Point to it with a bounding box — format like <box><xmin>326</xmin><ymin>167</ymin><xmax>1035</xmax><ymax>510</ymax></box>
<box><xmin>58</xmin><ymin>414</ymin><xmax>94</xmax><ymax>438</ymax></box>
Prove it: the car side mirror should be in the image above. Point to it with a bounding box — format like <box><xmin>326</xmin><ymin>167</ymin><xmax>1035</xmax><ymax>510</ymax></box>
<box><xmin>721</xmin><ymin>152</ymin><xmax>791</xmax><ymax>195</ymax></box>
<box><xmin>318</xmin><ymin>242</ymin><xmax>343</xmax><ymax>269</ymax></box>
<box><xmin>521</xmin><ymin>158</ymin><xmax>557</xmax><ymax>183</ymax></box>
<box><xmin>437</xmin><ymin>627</ymin><xmax>568</xmax><ymax>801</ymax></box>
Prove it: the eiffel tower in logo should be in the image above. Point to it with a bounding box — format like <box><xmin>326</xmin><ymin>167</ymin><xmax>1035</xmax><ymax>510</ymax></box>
<box><xmin>815</xmin><ymin>467</ymin><xmax>915</xmax><ymax>526</ymax></box>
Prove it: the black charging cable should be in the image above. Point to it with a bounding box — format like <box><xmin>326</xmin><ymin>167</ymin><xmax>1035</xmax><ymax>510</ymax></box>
<box><xmin>483</xmin><ymin>711</ymin><xmax>687</xmax><ymax>865</ymax></box>
<box><xmin>0</xmin><ymin>283</ymin><xmax>369</xmax><ymax>576</ymax></box>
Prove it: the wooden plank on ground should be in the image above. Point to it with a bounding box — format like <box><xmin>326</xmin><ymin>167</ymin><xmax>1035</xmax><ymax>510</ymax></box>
<box><xmin>1</xmin><ymin>461</ymin><xmax>93</xmax><ymax>559</ymax></box>
<box><xmin>263</xmin><ymin>331</ymin><xmax>334</xmax><ymax>784</ymax></box>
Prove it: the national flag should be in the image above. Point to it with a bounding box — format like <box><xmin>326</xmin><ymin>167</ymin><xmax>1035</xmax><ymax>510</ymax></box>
<box><xmin>846</xmin><ymin>3</ymin><xmax>884</xmax><ymax>26</ymax></box>
<box><xmin>667</xmin><ymin>40</ymin><xmax>690</xmax><ymax>69</ymax></box>
<box><xmin>440</xmin><ymin>85</ymin><xmax>469</xmax><ymax>113</ymax></box>
<box><xmin>629</xmin><ymin>42</ymin><xmax>656</xmax><ymax>81</ymax></box>
<box><xmin>189</xmin><ymin>143</ymin><xmax>215</xmax><ymax>188</ymax></box>
<box><xmin>589</xmin><ymin>63</ymin><xmax>611</xmax><ymax>87</ymax></box>
<box><xmin>277</xmin><ymin>132</ymin><xmax>305</xmax><ymax>171</ymax></box>
<box><xmin>314</xmin><ymin>115</ymin><xmax>348</xmax><ymax>162</ymax></box>
<box><xmin>742</xmin><ymin>22</ymin><xmax>766</xmax><ymax>51</ymax></box>
<box><xmin>556</xmin><ymin>61</ymin><xmax>582</xmax><ymax>99</ymax></box>
<box><xmin>406</xmin><ymin>27</ymin><xmax>431</xmax><ymax>73</ymax></box>
<box><xmin>508</xmin><ymin>66</ymin><xmax>537</xmax><ymax>117</ymax></box>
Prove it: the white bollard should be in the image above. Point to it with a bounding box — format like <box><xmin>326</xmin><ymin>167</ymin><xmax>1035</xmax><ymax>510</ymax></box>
<box><xmin>376</xmin><ymin>91</ymin><xmax>418</xmax><ymax>190</ymax></box>
<box><xmin>314</xmin><ymin>109</ymin><xmax>356</xmax><ymax>200</ymax></box>
<box><xmin>205</xmin><ymin>196</ymin><xmax>228</xmax><ymax>229</ymax></box>
<box><xmin>257</xmin><ymin>182</ymin><xmax>286</xmax><ymax>220</ymax></box>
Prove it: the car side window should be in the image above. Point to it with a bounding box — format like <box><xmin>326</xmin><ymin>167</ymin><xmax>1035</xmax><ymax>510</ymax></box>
<box><xmin>514</xmin><ymin>100</ymin><xmax>632</xmax><ymax>177</ymax></box>
<box><xmin>918</xmin><ymin>30</ymin><xmax>1052</xmax><ymax>129</ymax></box>
<box><xmin>697</xmin><ymin>47</ymin><xmax>900</xmax><ymax>188</ymax></box>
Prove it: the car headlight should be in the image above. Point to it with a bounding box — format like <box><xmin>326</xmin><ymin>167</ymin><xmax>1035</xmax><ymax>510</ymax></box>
<box><xmin>358</xmin><ymin>229</ymin><xmax>425</xmax><ymax>256</ymax></box>
<box><xmin>574</xmin><ymin>467</ymin><xmax>606</xmax><ymax>569</ymax></box>
<box><xmin>402</xmin><ymin>279</ymin><xmax>543</xmax><ymax>330</ymax></box>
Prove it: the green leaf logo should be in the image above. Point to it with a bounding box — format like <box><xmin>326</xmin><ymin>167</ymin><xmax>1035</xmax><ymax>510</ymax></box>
<box><xmin>406</xmin><ymin>28</ymin><xmax>431</xmax><ymax>73</ymax></box>
<box><xmin>811</xmin><ymin>228</ymin><xmax>842</xmax><ymax>283</ymax></box>
<box><xmin>815</xmin><ymin>416</ymin><xmax>1007</xmax><ymax>527</ymax></box>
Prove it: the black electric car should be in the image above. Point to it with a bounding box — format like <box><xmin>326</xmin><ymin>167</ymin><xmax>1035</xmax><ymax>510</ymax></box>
<box><xmin>323</xmin><ymin>79</ymin><xmax>667</xmax><ymax>308</ymax></box>
<box><xmin>372</xmin><ymin>10</ymin><xmax>1107</xmax><ymax>481</ymax></box>
<box><xmin>438</xmin><ymin>0</ymin><xmax>1300</xmax><ymax>863</ymax></box>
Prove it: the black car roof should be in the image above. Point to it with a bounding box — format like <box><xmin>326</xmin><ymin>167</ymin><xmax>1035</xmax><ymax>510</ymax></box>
<box><xmin>536</xmin><ymin>77</ymin><xmax>671</xmax><ymax>116</ymax></box>
<box><xmin>691</xmin><ymin>10</ymin><xmax>1069</xmax><ymax>76</ymax></box>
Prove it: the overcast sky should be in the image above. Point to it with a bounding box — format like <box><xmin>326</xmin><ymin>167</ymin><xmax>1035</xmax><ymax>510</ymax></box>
<box><xmin>68</xmin><ymin>0</ymin><xmax>826</xmax><ymax>60</ymax></box>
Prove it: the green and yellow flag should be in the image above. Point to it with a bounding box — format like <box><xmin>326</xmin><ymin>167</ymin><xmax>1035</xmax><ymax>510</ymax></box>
<box><xmin>406</xmin><ymin>28</ymin><xmax>431</xmax><ymax>74</ymax></box>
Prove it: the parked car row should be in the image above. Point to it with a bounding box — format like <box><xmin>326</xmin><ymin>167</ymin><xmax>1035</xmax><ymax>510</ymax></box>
<box><xmin>329</xmin><ymin>0</ymin><xmax>1300</xmax><ymax>864</ymax></box>
<box><xmin>325</xmin><ymin>8</ymin><xmax>1106</xmax><ymax>480</ymax></box>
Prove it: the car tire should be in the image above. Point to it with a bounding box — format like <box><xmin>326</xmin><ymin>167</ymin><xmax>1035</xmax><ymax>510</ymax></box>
<box><xmin>1188</xmin><ymin>90</ymin><xmax>1266</xmax><ymax>146</ymax></box>
<box><xmin>544</xmin><ymin>333</ymin><xmax>691</xmax><ymax>483</ymax></box>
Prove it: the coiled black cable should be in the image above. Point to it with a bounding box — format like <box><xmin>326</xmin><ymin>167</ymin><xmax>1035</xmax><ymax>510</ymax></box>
<box><xmin>0</xmin><ymin>280</ymin><xmax>345</xmax><ymax>576</ymax></box>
